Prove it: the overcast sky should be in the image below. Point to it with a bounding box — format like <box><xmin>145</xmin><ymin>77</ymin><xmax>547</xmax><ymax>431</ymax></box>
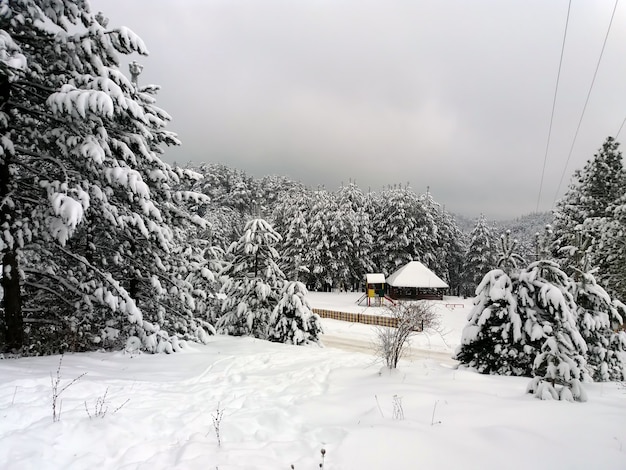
<box><xmin>92</xmin><ymin>0</ymin><xmax>626</xmax><ymax>220</ymax></box>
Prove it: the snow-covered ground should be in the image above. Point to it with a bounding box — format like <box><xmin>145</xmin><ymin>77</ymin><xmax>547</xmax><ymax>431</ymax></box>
<box><xmin>1</xmin><ymin>294</ymin><xmax>624</xmax><ymax>469</ymax></box>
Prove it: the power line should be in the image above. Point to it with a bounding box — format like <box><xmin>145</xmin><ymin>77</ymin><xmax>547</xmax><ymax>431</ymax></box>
<box><xmin>616</xmin><ymin>114</ymin><xmax>626</xmax><ymax>140</ymax></box>
<box><xmin>552</xmin><ymin>0</ymin><xmax>620</xmax><ymax>207</ymax></box>
<box><xmin>536</xmin><ymin>0</ymin><xmax>572</xmax><ymax>213</ymax></box>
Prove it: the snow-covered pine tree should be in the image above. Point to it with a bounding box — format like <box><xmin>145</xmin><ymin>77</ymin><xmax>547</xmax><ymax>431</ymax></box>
<box><xmin>532</xmin><ymin>224</ymin><xmax>554</xmax><ymax>262</ymax></box>
<box><xmin>272</xmin><ymin>193</ymin><xmax>311</xmax><ymax>282</ymax></box>
<box><xmin>552</xmin><ymin>137</ymin><xmax>626</xmax><ymax>283</ymax></box>
<box><xmin>255</xmin><ymin>174</ymin><xmax>304</xmax><ymax>216</ymax></box>
<box><xmin>334</xmin><ymin>181</ymin><xmax>374</xmax><ymax>291</ymax></box>
<box><xmin>572</xmin><ymin>269</ymin><xmax>626</xmax><ymax>382</ymax></box>
<box><xmin>268</xmin><ymin>281</ymin><xmax>322</xmax><ymax>345</ymax></box>
<box><xmin>496</xmin><ymin>230</ymin><xmax>525</xmax><ymax>273</ymax></box>
<box><xmin>420</xmin><ymin>190</ymin><xmax>464</xmax><ymax>293</ymax></box>
<box><xmin>217</xmin><ymin>218</ymin><xmax>286</xmax><ymax>338</ymax></box>
<box><xmin>372</xmin><ymin>185</ymin><xmax>435</xmax><ymax>275</ymax></box>
<box><xmin>464</xmin><ymin>215</ymin><xmax>497</xmax><ymax>295</ymax></box>
<box><xmin>454</xmin><ymin>269</ymin><xmax>531</xmax><ymax>375</ymax></box>
<box><xmin>598</xmin><ymin>194</ymin><xmax>626</xmax><ymax>302</ymax></box>
<box><xmin>1</xmin><ymin>2</ymin><xmax>211</xmax><ymax>353</ymax></box>
<box><xmin>525</xmin><ymin>262</ymin><xmax>590</xmax><ymax>402</ymax></box>
<box><xmin>303</xmin><ymin>188</ymin><xmax>336</xmax><ymax>291</ymax></box>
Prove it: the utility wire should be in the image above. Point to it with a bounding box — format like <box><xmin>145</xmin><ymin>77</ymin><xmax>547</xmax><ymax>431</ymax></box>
<box><xmin>536</xmin><ymin>0</ymin><xmax>572</xmax><ymax>213</ymax></box>
<box><xmin>616</xmin><ymin>115</ymin><xmax>626</xmax><ymax>140</ymax></box>
<box><xmin>552</xmin><ymin>0</ymin><xmax>620</xmax><ymax>207</ymax></box>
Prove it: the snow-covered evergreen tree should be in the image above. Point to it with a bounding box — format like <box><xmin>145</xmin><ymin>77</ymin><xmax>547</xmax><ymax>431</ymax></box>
<box><xmin>454</xmin><ymin>269</ymin><xmax>535</xmax><ymax>375</ymax></box>
<box><xmin>496</xmin><ymin>230</ymin><xmax>525</xmax><ymax>273</ymax></box>
<box><xmin>552</xmin><ymin>137</ymin><xmax>626</xmax><ymax>286</ymax></box>
<box><xmin>268</xmin><ymin>281</ymin><xmax>322</xmax><ymax>345</ymax></box>
<box><xmin>464</xmin><ymin>215</ymin><xmax>497</xmax><ymax>295</ymax></box>
<box><xmin>598</xmin><ymin>194</ymin><xmax>626</xmax><ymax>302</ymax></box>
<box><xmin>525</xmin><ymin>262</ymin><xmax>589</xmax><ymax>401</ymax></box>
<box><xmin>572</xmin><ymin>270</ymin><xmax>626</xmax><ymax>381</ymax></box>
<box><xmin>335</xmin><ymin>182</ymin><xmax>374</xmax><ymax>291</ymax></box>
<box><xmin>0</xmin><ymin>1</ymin><xmax>211</xmax><ymax>353</ymax></box>
<box><xmin>420</xmin><ymin>190</ymin><xmax>465</xmax><ymax>294</ymax></box>
<box><xmin>456</xmin><ymin>261</ymin><xmax>583</xmax><ymax>379</ymax></box>
<box><xmin>217</xmin><ymin>218</ymin><xmax>285</xmax><ymax>338</ymax></box>
<box><xmin>372</xmin><ymin>185</ymin><xmax>435</xmax><ymax>275</ymax></box>
<box><xmin>303</xmin><ymin>189</ymin><xmax>336</xmax><ymax>291</ymax></box>
<box><xmin>272</xmin><ymin>193</ymin><xmax>311</xmax><ymax>282</ymax></box>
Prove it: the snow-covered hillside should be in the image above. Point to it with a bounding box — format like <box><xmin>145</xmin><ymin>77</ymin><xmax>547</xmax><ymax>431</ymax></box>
<box><xmin>0</xmin><ymin>295</ymin><xmax>624</xmax><ymax>469</ymax></box>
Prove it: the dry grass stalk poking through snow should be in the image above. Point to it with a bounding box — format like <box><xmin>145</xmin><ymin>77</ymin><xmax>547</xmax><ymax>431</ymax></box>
<box><xmin>84</xmin><ymin>387</ymin><xmax>130</xmax><ymax>419</ymax></box>
<box><xmin>210</xmin><ymin>402</ymin><xmax>225</xmax><ymax>447</ymax></box>
<box><xmin>375</xmin><ymin>301</ymin><xmax>438</xmax><ymax>369</ymax></box>
<box><xmin>50</xmin><ymin>355</ymin><xmax>86</xmax><ymax>422</ymax></box>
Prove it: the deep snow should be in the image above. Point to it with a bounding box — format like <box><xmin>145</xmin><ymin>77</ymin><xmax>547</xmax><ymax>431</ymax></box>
<box><xmin>0</xmin><ymin>294</ymin><xmax>624</xmax><ymax>469</ymax></box>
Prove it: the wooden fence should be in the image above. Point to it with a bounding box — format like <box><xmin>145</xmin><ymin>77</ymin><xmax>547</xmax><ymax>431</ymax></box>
<box><xmin>312</xmin><ymin>308</ymin><xmax>399</xmax><ymax>328</ymax></box>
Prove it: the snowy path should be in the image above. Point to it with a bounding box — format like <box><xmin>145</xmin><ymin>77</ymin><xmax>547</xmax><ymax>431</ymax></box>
<box><xmin>321</xmin><ymin>333</ymin><xmax>457</xmax><ymax>365</ymax></box>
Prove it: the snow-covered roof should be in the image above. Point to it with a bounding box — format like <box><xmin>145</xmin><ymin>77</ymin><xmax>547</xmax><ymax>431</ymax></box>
<box><xmin>386</xmin><ymin>261</ymin><xmax>448</xmax><ymax>289</ymax></box>
<box><xmin>366</xmin><ymin>273</ymin><xmax>385</xmax><ymax>284</ymax></box>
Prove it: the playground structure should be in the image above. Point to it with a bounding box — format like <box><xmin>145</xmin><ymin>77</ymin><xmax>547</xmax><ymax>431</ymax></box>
<box><xmin>356</xmin><ymin>273</ymin><xmax>396</xmax><ymax>306</ymax></box>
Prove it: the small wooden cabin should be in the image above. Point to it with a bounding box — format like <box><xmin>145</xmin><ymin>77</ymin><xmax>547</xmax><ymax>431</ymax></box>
<box><xmin>386</xmin><ymin>261</ymin><xmax>448</xmax><ymax>300</ymax></box>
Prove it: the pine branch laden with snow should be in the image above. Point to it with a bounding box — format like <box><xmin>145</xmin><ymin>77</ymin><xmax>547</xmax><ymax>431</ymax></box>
<box><xmin>0</xmin><ymin>2</ymin><xmax>217</xmax><ymax>354</ymax></box>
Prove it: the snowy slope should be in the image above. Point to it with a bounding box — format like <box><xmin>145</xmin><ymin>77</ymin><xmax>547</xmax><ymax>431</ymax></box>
<box><xmin>0</xmin><ymin>295</ymin><xmax>624</xmax><ymax>469</ymax></box>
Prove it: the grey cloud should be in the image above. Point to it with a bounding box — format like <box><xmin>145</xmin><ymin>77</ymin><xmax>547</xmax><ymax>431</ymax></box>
<box><xmin>91</xmin><ymin>0</ymin><xmax>626</xmax><ymax>219</ymax></box>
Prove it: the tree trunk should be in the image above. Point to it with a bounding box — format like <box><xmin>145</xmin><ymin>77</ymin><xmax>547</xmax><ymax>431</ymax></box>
<box><xmin>2</xmin><ymin>248</ymin><xmax>23</xmax><ymax>351</ymax></box>
<box><xmin>0</xmin><ymin>155</ymin><xmax>23</xmax><ymax>352</ymax></box>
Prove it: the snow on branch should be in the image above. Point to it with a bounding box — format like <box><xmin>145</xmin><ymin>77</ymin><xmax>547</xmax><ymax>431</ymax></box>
<box><xmin>48</xmin><ymin>191</ymin><xmax>88</xmax><ymax>245</ymax></box>
<box><xmin>0</xmin><ymin>30</ymin><xmax>27</xmax><ymax>71</ymax></box>
<box><xmin>104</xmin><ymin>167</ymin><xmax>150</xmax><ymax>198</ymax></box>
<box><xmin>108</xmin><ymin>26</ymin><xmax>148</xmax><ymax>55</ymax></box>
<box><xmin>47</xmin><ymin>84</ymin><xmax>114</xmax><ymax>119</ymax></box>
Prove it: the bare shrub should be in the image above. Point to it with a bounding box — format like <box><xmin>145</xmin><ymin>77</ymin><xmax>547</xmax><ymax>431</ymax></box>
<box><xmin>375</xmin><ymin>301</ymin><xmax>437</xmax><ymax>369</ymax></box>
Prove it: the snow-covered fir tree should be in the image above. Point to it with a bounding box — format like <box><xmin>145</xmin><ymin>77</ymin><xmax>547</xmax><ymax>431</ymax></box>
<box><xmin>598</xmin><ymin>194</ymin><xmax>626</xmax><ymax>302</ymax></box>
<box><xmin>525</xmin><ymin>262</ymin><xmax>590</xmax><ymax>401</ymax></box>
<box><xmin>335</xmin><ymin>181</ymin><xmax>374</xmax><ymax>291</ymax></box>
<box><xmin>454</xmin><ymin>269</ymin><xmax>530</xmax><ymax>375</ymax></box>
<box><xmin>1</xmin><ymin>1</ymin><xmax>211</xmax><ymax>353</ymax></box>
<box><xmin>571</xmin><ymin>268</ymin><xmax>626</xmax><ymax>382</ymax></box>
<box><xmin>464</xmin><ymin>215</ymin><xmax>497</xmax><ymax>296</ymax></box>
<box><xmin>217</xmin><ymin>218</ymin><xmax>286</xmax><ymax>338</ymax></box>
<box><xmin>552</xmin><ymin>137</ymin><xmax>626</xmax><ymax>287</ymax></box>
<box><xmin>420</xmin><ymin>190</ymin><xmax>466</xmax><ymax>295</ymax></box>
<box><xmin>496</xmin><ymin>230</ymin><xmax>525</xmax><ymax>273</ymax></box>
<box><xmin>456</xmin><ymin>259</ymin><xmax>583</xmax><ymax>379</ymax></box>
<box><xmin>272</xmin><ymin>193</ymin><xmax>311</xmax><ymax>282</ymax></box>
<box><xmin>268</xmin><ymin>281</ymin><xmax>322</xmax><ymax>345</ymax></box>
<box><xmin>372</xmin><ymin>185</ymin><xmax>435</xmax><ymax>275</ymax></box>
<box><xmin>303</xmin><ymin>188</ymin><xmax>336</xmax><ymax>291</ymax></box>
